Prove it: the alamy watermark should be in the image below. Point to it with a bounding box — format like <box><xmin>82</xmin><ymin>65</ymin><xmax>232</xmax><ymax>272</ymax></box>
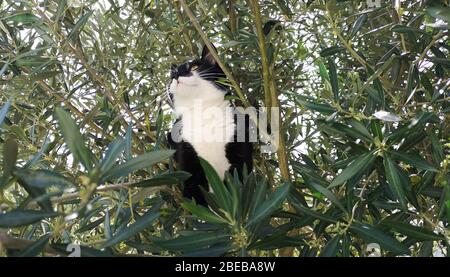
<box><xmin>66</xmin><ymin>243</ymin><xmax>81</xmax><ymax>257</ymax></box>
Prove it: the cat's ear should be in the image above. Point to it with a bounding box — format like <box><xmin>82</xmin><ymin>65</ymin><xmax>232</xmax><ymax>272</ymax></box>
<box><xmin>201</xmin><ymin>44</ymin><xmax>218</xmax><ymax>66</ymax></box>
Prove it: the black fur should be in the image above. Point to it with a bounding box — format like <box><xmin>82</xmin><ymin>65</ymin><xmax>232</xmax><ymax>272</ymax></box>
<box><xmin>167</xmin><ymin>45</ymin><xmax>253</xmax><ymax>205</ymax></box>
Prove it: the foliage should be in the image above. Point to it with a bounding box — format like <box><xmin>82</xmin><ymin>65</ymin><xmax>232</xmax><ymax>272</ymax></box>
<box><xmin>0</xmin><ymin>0</ymin><xmax>449</xmax><ymax>257</ymax></box>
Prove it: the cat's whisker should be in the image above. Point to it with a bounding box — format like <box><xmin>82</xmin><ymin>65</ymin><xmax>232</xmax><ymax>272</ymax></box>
<box><xmin>198</xmin><ymin>70</ymin><xmax>222</xmax><ymax>75</ymax></box>
<box><xmin>198</xmin><ymin>69</ymin><xmax>220</xmax><ymax>74</ymax></box>
<box><xmin>199</xmin><ymin>73</ymin><xmax>226</xmax><ymax>78</ymax></box>
<box><xmin>199</xmin><ymin>73</ymin><xmax>224</xmax><ymax>77</ymax></box>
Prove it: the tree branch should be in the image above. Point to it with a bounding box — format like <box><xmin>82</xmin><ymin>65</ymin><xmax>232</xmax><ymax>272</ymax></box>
<box><xmin>248</xmin><ymin>0</ymin><xmax>271</xmax><ymax>109</ymax></box>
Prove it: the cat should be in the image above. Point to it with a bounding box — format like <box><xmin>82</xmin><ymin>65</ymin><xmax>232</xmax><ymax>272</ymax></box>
<box><xmin>167</xmin><ymin>44</ymin><xmax>253</xmax><ymax>206</ymax></box>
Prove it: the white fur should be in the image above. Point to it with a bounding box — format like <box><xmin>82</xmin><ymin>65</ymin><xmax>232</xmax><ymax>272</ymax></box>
<box><xmin>170</xmin><ymin>72</ymin><xmax>235</xmax><ymax>181</ymax></box>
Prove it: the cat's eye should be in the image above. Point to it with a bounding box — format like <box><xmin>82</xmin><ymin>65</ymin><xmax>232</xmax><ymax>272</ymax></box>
<box><xmin>190</xmin><ymin>65</ymin><xmax>199</xmax><ymax>71</ymax></box>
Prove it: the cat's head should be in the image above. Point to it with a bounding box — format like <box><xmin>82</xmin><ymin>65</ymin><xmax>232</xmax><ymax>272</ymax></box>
<box><xmin>168</xmin><ymin>44</ymin><xmax>227</xmax><ymax>107</ymax></box>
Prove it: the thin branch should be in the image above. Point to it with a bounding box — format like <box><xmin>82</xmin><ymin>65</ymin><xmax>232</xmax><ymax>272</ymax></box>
<box><xmin>248</xmin><ymin>0</ymin><xmax>293</xmax><ymax>257</ymax></box>
<box><xmin>228</xmin><ymin>0</ymin><xmax>238</xmax><ymax>37</ymax></box>
<box><xmin>26</xmin><ymin>181</ymin><xmax>154</xmax><ymax>208</ymax></box>
<box><xmin>248</xmin><ymin>0</ymin><xmax>272</xmax><ymax>109</ymax></box>
<box><xmin>247</xmin><ymin>0</ymin><xmax>290</xmax><ymax>183</ymax></box>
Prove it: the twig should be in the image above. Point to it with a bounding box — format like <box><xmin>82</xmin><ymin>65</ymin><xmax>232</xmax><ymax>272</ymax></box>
<box><xmin>27</xmin><ymin>181</ymin><xmax>147</xmax><ymax>207</ymax></box>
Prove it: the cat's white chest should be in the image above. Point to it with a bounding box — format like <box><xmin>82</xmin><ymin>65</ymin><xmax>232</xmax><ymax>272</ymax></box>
<box><xmin>180</xmin><ymin>105</ymin><xmax>235</xmax><ymax>179</ymax></box>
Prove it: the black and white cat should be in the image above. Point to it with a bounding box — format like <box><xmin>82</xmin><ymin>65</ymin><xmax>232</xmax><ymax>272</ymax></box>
<box><xmin>167</xmin><ymin>45</ymin><xmax>253</xmax><ymax>206</ymax></box>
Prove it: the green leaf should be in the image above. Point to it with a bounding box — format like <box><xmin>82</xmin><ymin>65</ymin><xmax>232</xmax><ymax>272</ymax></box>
<box><xmin>101</xmin><ymin>150</ymin><xmax>175</xmax><ymax>182</ymax></box>
<box><xmin>183</xmin><ymin>244</ymin><xmax>232</xmax><ymax>257</ymax></box>
<box><xmin>427</xmin><ymin>6</ymin><xmax>450</xmax><ymax>23</ymax></box>
<box><xmin>432</xmin><ymin>57</ymin><xmax>450</xmax><ymax>67</ymax></box>
<box><xmin>99</xmin><ymin>138</ymin><xmax>125</xmax><ymax>173</ymax></box>
<box><xmin>125</xmin><ymin>124</ymin><xmax>132</xmax><ymax>161</ymax></box>
<box><xmin>15</xmin><ymin>56</ymin><xmax>52</xmax><ymax>68</ymax></box>
<box><xmin>309</xmin><ymin>181</ymin><xmax>346</xmax><ymax>213</ymax></box>
<box><xmin>275</xmin><ymin>0</ymin><xmax>292</xmax><ymax>19</ymax></box>
<box><xmin>14</xmin><ymin>169</ymin><xmax>73</xmax><ymax>189</ymax></box>
<box><xmin>389</xmin><ymin>151</ymin><xmax>438</xmax><ymax>172</ymax></box>
<box><xmin>31</xmin><ymin>71</ymin><xmax>60</xmax><ymax>81</ymax></box>
<box><xmin>367</xmin><ymin>86</ymin><xmax>384</xmax><ymax>107</ymax></box>
<box><xmin>130</xmin><ymin>172</ymin><xmax>191</xmax><ymax>188</ymax></box>
<box><xmin>24</xmin><ymin>135</ymin><xmax>50</xmax><ymax>169</ymax></box>
<box><xmin>2</xmin><ymin>138</ymin><xmax>18</xmax><ymax>182</ymax></box>
<box><xmin>320</xmin><ymin>46</ymin><xmax>345</xmax><ymax>57</ymax></box>
<box><xmin>296</xmin><ymin>98</ymin><xmax>336</xmax><ymax>115</ymax></box>
<box><xmin>102</xmin><ymin>205</ymin><xmax>161</xmax><ymax>248</ymax></box>
<box><xmin>391</xmin><ymin>25</ymin><xmax>429</xmax><ymax>35</ymax></box>
<box><xmin>370</xmin><ymin>120</ymin><xmax>383</xmax><ymax>140</ymax></box>
<box><xmin>67</xmin><ymin>10</ymin><xmax>93</xmax><ymax>41</ymax></box>
<box><xmin>319</xmin><ymin>235</ymin><xmax>340</xmax><ymax>257</ymax></box>
<box><xmin>248</xmin><ymin>178</ymin><xmax>268</xmax><ymax>217</ymax></box>
<box><xmin>0</xmin><ymin>98</ymin><xmax>12</xmax><ymax>126</ymax></box>
<box><xmin>327</xmin><ymin>58</ymin><xmax>339</xmax><ymax>101</ymax></box>
<box><xmin>349</xmin><ymin>223</ymin><xmax>409</xmax><ymax>254</ymax></box>
<box><xmin>317</xmin><ymin>59</ymin><xmax>330</xmax><ymax>82</ymax></box>
<box><xmin>349</xmin><ymin>14</ymin><xmax>368</xmax><ymax>39</ymax></box>
<box><xmin>55</xmin><ymin>0</ymin><xmax>67</xmax><ymax>22</ymax></box>
<box><xmin>329</xmin><ymin>152</ymin><xmax>375</xmax><ymax>188</ymax></box>
<box><xmin>342</xmin><ymin>233</ymin><xmax>351</xmax><ymax>257</ymax></box>
<box><xmin>181</xmin><ymin>201</ymin><xmax>229</xmax><ymax>224</ymax></box>
<box><xmin>199</xmin><ymin>158</ymin><xmax>231</xmax><ymax>213</ymax></box>
<box><xmin>246</xmin><ymin>182</ymin><xmax>291</xmax><ymax>227</ymax></box>
<box><xmin>9</xmin><ymin>125</ymin><xmax>29</xmax><ymax>143</ymax></box>
<box><xmin>0</xmin><ymin>210</ymin><xmax>58</xmax><ymax>228</ymax></box>
<box><xmin>14</xmin><ymin>233</ymin><xmax>52</xmax><ymax>257</ymax></box>
<box><xmin>55</xmin><ymin>107</ymin><xmax>94</xmax><ymax>171</ymax></box>
<box><xmin>388</xmin><ymin>112</ymin><xmax>437</xmax><ymax>144</ymax></box>
<box><xmin>347</xmin><ymin>119</ymin><xmax>373</xmax><ymax>142</ymax></box>
<box><xmin>226</xmin><ymin>172</ymin><xmax>240</xmax><ymax>219</ymax></box>
<box><xmin>289</xmin><ymin>200</ymin><xmax>338</xmax><ymax>224</ymax></box>
<box><xmin>6</xmin><ymin>13</ymin><xmax>41</xmax><ymax>25</ymax></box>
<box><xmin>405</xmin><ymin>63</ymin><xmax>419</xmax><ymax>105</ymax></box>
<box><xmin>156</xmin><ymin>232</ymin><xmax>230</xmax><ymax>252</ymax></box>
<box><xmin>383</xmin><ymin>154</ymin><xmax>407</xmax><ymax>209</ymax></box>
<box><xmin>321</xmin><ymin>121</ymin><xmax>373</xmax><ymax>143</ymax></box>
<box><xmin>104</xmin><ymin>209</ymin><xmax>111</xmax><ymax>240</ymax></box>
<box><xmin>429</xmin><ymin>132</ymin><xmax>444</xmax><ymax>164</ymax></box>
<box><xmin>381</xmin><ymin>220</ymin><xmax>444</xmax><ymax>241</ymax></box>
